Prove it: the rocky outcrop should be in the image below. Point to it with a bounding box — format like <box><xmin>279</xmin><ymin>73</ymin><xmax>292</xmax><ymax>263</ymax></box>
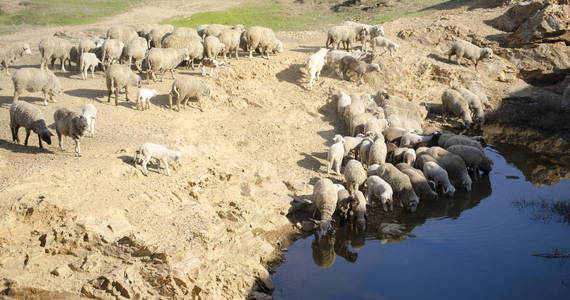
<box><xmin>510</xmin><ymin>4</ymin><xmax>569</xmax><ymax>45</ymax></box>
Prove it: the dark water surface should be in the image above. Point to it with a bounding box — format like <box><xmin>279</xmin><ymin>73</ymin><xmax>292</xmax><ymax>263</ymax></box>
<box><xmin>272</xmin><ymin>145</ymin><xmax>570</xmax><ymax>300</ymax></box>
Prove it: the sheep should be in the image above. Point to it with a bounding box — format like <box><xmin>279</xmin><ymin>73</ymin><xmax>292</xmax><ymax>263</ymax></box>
<box><xmin>446</xmin><ymin>39</ymin><xmax>493</xmax><ymax>68</ymax></box>
<box><xmin>383</xmin><ymin>127</ymin><xmax>412</xmax><ymax>143</ymax></box>
<box><xmin>387</xmin><ymin>145</ymin><xmax>407</xmax><ymax>164</ymax></box>
<box><xmin>80</xmin><ymin>53</ymin><xmax>101</xmax><ymax>80</ymax></box>
<box><xmin>38</xmin><ymin>37</ymin><xmax>73</xmax><ymax>71</ymax></box>
<box><xmin>133</xmin><ymin>142</ymin><xmax>182</xmax><ymax>176</ymax></box>
<box><xmin>81</xmin><ymin>104</ymin><xmax>97</xmax><ymax>137</ymax></box>
<box><xmin>326</xmin><ymin>25</ymin><xmax>369</xmax><ymax>51</ymax></box>
<box><xmin>9</xmin><ymin>101</ymin><xmax>53</xmax><ymax>149</ymax></box>
<box><xmin>168</xmin><ymin>77</ymin><xmax>211</xmax><ymax>111</ymax></box>
<box><xmin>148</xmin><ymin>25</ymin><xmax>174</xmax><ymax>48</ymax></box>
<box><xmin>218</xmin><ymin>26</ymin><xmax>245</xmax><ymax>60</ymax></box>
<box><xmin>327</xmin><ymin>135</ymin><xmax>345</xmax><ymax>175</ymax></box>
<box><xmin>343</xmin><ymin>133</ymin><xmax>365</xmax><ymax>158</ymax></box>
<box><xmin>343</xmin><ymin>159</ymin><xmax>366</xmax><ymax>194</ymax></box>
<box><xmin>12</xmin><ymin>68</ymin><xmax>62</xmax><ymax>106</ymax></box>
<box><xmin>399</xmin><ymin>131</ymin><xmax>441</xmax><ymax>148</ymax></box>
<box><xmin>375</xmin><ymin>163</ymin><xmax>419</xmax><ymax>212</ymax></box>
<box><xmin>78</xmin><ymin>39</ymin><xmax>97</xmax><ymax>57</ymax></box>
<box><xmin>368</xmin><ymin>138</ymin><xmax>387</xmax><ymax>166</ymax></box>
<box><xmin>455</xmin><ymin>87</ymin><xmax>485</xmax><ymax>122</ymax></box>
<box><xmin>349</xmin><ymin>112</ymin><xmax>375</xmax><ymax>137</ymax></box>
<box><xmin>145</xmin><ymin>48</ymin><xmax>190</xmax><ymax>82</ymax></box>
<box><xmin>363</xmin><ymin>118</ymin><xmax>388</xmax><ymax>138</ymax></box>
<box><xmin>416</xmin><ymin>146</ymin><xmax>429</xmax><ymax>155</ymax></box>
<box><xmin>385</xmin><ymin>113</ymin><xmax>422</xmax><ymax>133</ymax></box>
<box><xmin>107</xmin><ymin>26</ymin><xmax>138</xmax><ymax>45</ymax></box>
<box><xmin>136</xmin><ymin>88</ymin><xmax>158</xmax><ymax>111</ymax></box>
<box><xmin>396</xmin><ymin>163</ymin><xmax>438</xmax><ymax>202</ymax></box>
<box><xmin>54</xmin><ymin>108</ymin><xmax>89</xmax><ymax>156</ymax></box>
<box><xmin>162</xmin><ymin>34</ymin><xmax>204</xmax><ymax>69</ymax></box>
<box><xmin>101</xmin><ymin>39</ymin><xmax>125</xmax><ymax>71</ymax></box>
<box><xmin>442</xmin><ymin>89</ymin><xmax>473</xmax><ymax>128</ymax></box>
<box><xmin>342</xmin><ymin>101</ymin><xmax>365</xmax><ymax>128</ymax></box>
<box><xmin>0</xmin><ymin>42</ymin><xmax>32</xmax><ymax>75</ymax></box>
<box><xmin>336</xmin><ymin>185</ymin><xmax>352</xmax><ymax>226</ymax></box>
<box><xmin>350</xmin><ymin>191</ymin><xmax>367</xmax><ymax>230</ymax></box>
<box><xmin>359</xmin><ymin>136</ymin><xmax>374</xmax><ymax>165</ymax></box>
<box><xmin>422</xmin><ymin>161</ymin><xmax>456</xmax><ymax>196</ymax></box>
<box><xmin>171</xmin><ymin>27</ymin><xmax>200</xmax><ymax>40</ymax></box>
<box><xmin>427</xmin><ymin>147</ymin><xmax>472</xmax><ymax>191</ymax></box>
<box><xmin>338</xmin><ymin>56</ymin><xmax>380</xmax><ymax>84</ymax></box>
<box><xmin>105</xmin><ymin>64</ymin><xmax>141</xmax><ymax>105</ymax></box>
<box><xmin>379</xmin><ymin>92</ymin><xmax>428</xmax><ymax>121</ymax></box>
<box><xmin>203</xmin><ymin>36</ymin><xmax>226</xmax><ymax>59</ymax></box>
<box><xmin>124</xmin><ymin>36</ymin><xmax>148</xmax><ymax>71</ymax></box>
<box><xmin>371</xmin><ymin>37</ymin><xmax>399</xmax><ymax>57</ymax></box>
<box><xmin>201</xmin><ymin>58</ymin><xmax>226</xmax><ymax>78</ymax></box>
<box><xmin>325</xmin><ymin>49</ymin><xmax>363</xmax><ymax>72</ymax></box>
<box><xmin>306</xmin><ymin>48</ymin><xmax>330</xmax><ymax>90</ymax></box>
<box><xmin>312</xmin><ymin>178</ymin><xmax>338</xmax><ymax>235</ymax></box>
<box><xmin>447</xmin><ymin>145</ymin><xmax>493</xmax><ymax>175</ymax></box>
<box><xmin>469</xmin><ymin>81</ymin><xmax>491</xmax><ymax>108</ymax></box>
<box><xmin>201</xmin><ymin>24</ymin><xmax>243</xmax><ymax>39</ymax></box>
<box><xmin>340</xmin><ymin>21</ymin><xmax>384</xmax><ymax>50</ymax></box>
<box><xmin>245</xmin><ymin>26</ymin><xmax>283</xmax><ymax>59</ymax></box>
<box><xmin>441</xmin><ymin>134</ymin><xmax>485</xmax><ymax>151</ymax></box>
<box><xmin>337</xmin><ymin>91</ymin><xmax>352</xmax><ymax>115</ymax></box>
<box><xmin>366</xmin><ymin>175</ymin><xmax>394</xmax><ymax>212</ymax></box>
<box><xmin>415</xmin><ymin>152</ymin><xmax>437</xmax><ymax>170</ymax></box>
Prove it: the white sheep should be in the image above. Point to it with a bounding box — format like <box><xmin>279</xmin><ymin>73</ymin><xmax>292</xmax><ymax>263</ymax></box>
<box><xmin>455</xmin><ymin>87</ymin><xmax>485</xmax><ymax>122</ymax></box>
<box><xmin>441</xmin><ymin>134</ymin><xmax>485</xmax><ymax>151</ymax></box>
<box><xmin>326</xmin><ymin>25</ymin><xmax>369</xmax><ymax>51</ymax></box>
<box><xmin>351</xmin><ymin>190</ymin><xmax>367</xmax><ymax>229</ymax></box>
<box><xmin>145</xmin><ymin>48</ymin><xmax>190</xmax><ymax>82</ymax></box>
<box><xmin>148</xmin><ymin>25</ymin><xmax>174</xmax><ymax>48</ymax></box>
<box><xmin>169</xmin><ymin>77</ymin><xmax>211</xmax><ymax>111</ymax></box>
<box><xmin>368</xmin><ymin>138</ymin><xmax>387</xmax><ymax>166</ymax></box>
<box><xmin>38</xmin><ymin>36</ymin><xmax>73</xmax><ymax>71</ymax></box>
<box><xmin>306</xmin><ymin>48</ymin><xmax>330</xmax><ymax>90</ymax></box>
<box><xmin>124</xmin><ymin>36</ymin><xmax>148</xmax><ymax>71</ymax></box>
<box><xmin>343</xmin><ymin>159</ymin><xmax>366</xmax><ymax>194</ymax></box>
<box><xmin>81</xmin><ymin>104</ymin><xmax>97</xmax><ymax>137</ymax></box>
<box><xmin>245</xmin><ymin>26</ymin><xmax>284</xmax><ymax>59</ymax></box>
<box><xmin>339</xmin><ymin>21</ymin><xmax>384</xmax><ymax>50</ymax></box>
<box><xmin>204</xmin><ymin>36</ymin><xmax>226</xmax><ymax>59</ymax></box>
<box><xmin>337</xmin><ymin>91</ymin><xmax>352</xmax><ymax>115</ymax></box>
<box><xmin>218</xmin><ymin>26</ymin><xmax>245</xmax><ymax>60</ymax></box>
<box><xmin>363</xmin><ymin>118</ymin><xmax>388</xmax><ymax>138</ymax></box>
<box><xmin>105</xmin><ymin>64</ymin><xmax>141</xmax><ymax>105</ymax></box>
<box><xmin>54</xmin><ymin>108</ymin><xmax>89</xmax><ymax>156</ymax></box>
<box><xmin>399</xmin><ymin>131</ymin><xmax>441</xmax><ymax>148</ymax></box>
<box><xmin>375</xmin><ymin>163</ymin><xmax>419</xmax><ymax>212</ymax></box>
<box><xmin>101</xmin><ymin>38</ymin><xmax>125</xmax><ymax>71</ymax></box>
<box><xmin>327</xmin><ymin>134</ymin><xmax>345</xmax><ymax>175</ymax></box>
<box><xmin>79</xmin><ymin>53</ymin><xmax>101</xmax><ymax>80</ymax></box>
<box><xmin>426</xmin><ymin>147</ymin><xmax>472</xmax><ymax>192</ymax></box>
<box><xmin>312</xmin><ymin>178</ymin><xmax>338</xmax><ymax>235</ymax></box>
<box><xmin>339</xmin><ymin>56</ymin><xmax>380</xmax><ymax>84</ymax></box>
<box><xmin>107</xmin><ymin>26</ymin><xmax>138</xmax><ymax>45</ymax></box>
<box><xmin>0</xmin><ymin>42</ymin><xmax>32</xmax><ymax>75</ymax></box>
<box><xmin>447</xmin><ymin>145</ymin><xmax>493</xmax><ymax>175</ymax></box>
<box><xmin>396</xmin><ymin>163</ymin><xmax>438</xmax><ymax>202</ymax></box>
<box><xmin>10</xmin><ymin>101</ymin><xmax>53</xmax><ymax>149</ymax></box>
<box><xmin>343</xmin><ymin>133</ymin><xmax>365</xmax><ymax>158</ymax></box>
<box><xmin>366</xmin><ymin>175</ymin><xmax>394</xmax><ymax>212</ymax></box>
<box><xmin>12</xmin><ymin>68</ymin><xmax>62</xmax><ymax>106</ymax></box>
<box><xmin>133</xmin><ymin>142</ymin><xmax>182</xmax><ymax>176</ymax></box>
<box><xmin>358</xmin><ymin>135</ymin><xmax>374</xmax><ymax>165</ymax></box>
<box><xmin>446</xmin><ymin>39</ymin><xmax>493</xmax><ymax>68</ymax></box>
<box><xmin>402</xmin><ymin>148</ymin><xmax>416</xmax><ymax>166</ymax></box>
<box><xmin>422</xmin><ymin>161</ymin><xmax>456</xmax><ymax>196</ymax></box>
<box><xmin>136</xmin><ymin>88</ymin><xmax>159</xmax><ymax>111</ymax></box>
<box><xmin>442</xmin><ymin>89</ymin><xmax>473</xmax><ymax>128</ymax></box>
<box><xmin>325</xmin><ymin>49</ymin><xmax>363</xmax><ymax>71</ymax></box>
<box><xmin>371</xmin><ymin>36</ymin><xmax>399</xmax><ymax>57</ymax></box>
<box><xmin>469</xmin><ymin>81</ymin><xmax>491</xmax><ymax>108</ymax></box>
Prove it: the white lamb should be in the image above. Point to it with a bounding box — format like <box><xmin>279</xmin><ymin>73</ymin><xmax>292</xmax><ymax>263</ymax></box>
<box><xmin>81</xmin><ymin>103</ymin><xmax>97</xmax><ymax>137</ymax></box>
<box><xmin>80</xmin><ymin>53</ymin><xmax>101</xmax><ymax>80</ymax></box>
<box><xmin>306</xmin><ymin>48</ymin><xmax>329</xmax><ymax>90</ymax></box>
<box><xmin>133</xmin><ymin>142</ymin><xmax>182</xmax><ymax>176</ymax></box>
<box><xmin>371</xmin><ymin>36</ymin><xmax>399</xmax><ymax>57</ymax></box>
<box><xmin>136</xmin><ymin>88</ymin><xmax>159</xmax><ymax>111</ymax></box>
<box><xmin>422</xmin><ymin>161</ymin><xmax>456</xmax><ymax>196</ymax></box>
<box><xmin>327</xmin><ymin>134</ymin><xmax>345</xmax><ymax>175</ymax></box>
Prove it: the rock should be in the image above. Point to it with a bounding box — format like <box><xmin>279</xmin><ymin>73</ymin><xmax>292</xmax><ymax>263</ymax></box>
<box><xmin>248</xmin><ymin>291</ymin><xmax>273</xmax><ymax>300</ymax></box>
<box><xmin>283</xmin><ymin>179</ymin><xmax>305</xmax><ymax>191</ymax></box>
<box><xmin>51</xmin><ymin>264</ymin><xmax>73</xmax><ymax>277</ymax></box>
<box><xmin>492</xmin><ymin>0</ymin><xmax>549</xmax><ymax>32</ymax></box>
<box><xmin>505</xmin><ymin>42</ymin><xmax>570</xmax><ymax>84</ymax></box>
<box><xmin>510</xmin><ymin>4</ymin><xmax>570</xmax><ymax>45</ymax></box>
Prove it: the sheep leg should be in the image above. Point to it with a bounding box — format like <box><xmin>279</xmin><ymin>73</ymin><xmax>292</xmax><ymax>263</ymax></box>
<box><xmin>43</xmin><ymin>91</ymin><xmax>49</xmax><ymax>106</ymax></box>
<box><xmin>170</xmin><ymin>69</ymin><xmax>176</xmax><ymax>80</ymax></box>
<box><xmin>57</xmin><ymin>131</ymin><xmax>64</xmax><ymax>150</ymax></box>
<box><xmin>91</xmin><ymin>118</ymin><xmax>95</xmax><ymax>136</ymax></box>
<box><xmin>142</xmin><ymin>156</ymin><xmax>151</xmax><ymax>176</ymax></box>
<box><xmin>11</xmin><ymin>126</ymin><xmax>19</xmax><ymax>143</ymax></box>
<box><xmin>91</xmin><ymin>66</ymin><xmax>95</xmax><ymax>79</ymax></box>
<box><xmin>3</xmin><ymin>62</ymin><xmax>9</xmax><ymax>75</ymax></box>
<box><xmin>114</xmin><ymin>86</ymin><xmax>119</xmax><ymax>106</ymax></box>
<box><xmin>235</xmin><ymin>49</ymin><xmax>239</xmax><ymax>60</ymax></box>
<box><xmin>13</xmin><ymin>90</ymin><xmax>20</xmax><ymax>103</ymax></box>
<box><xmin>50</xmin><ymin>57</ymin><xmax>56</xmax><ymax>70</ymax></box>
<box><xmin>133</xmin><ymin>150</ymin><xmax>139</xmax><ymax>165</ymax></box>
<box><xmin>37</xmin><ymin>133</ymin><xmax>43</xmax><ymax>149</ymax></box>
<box><xmin>249</xmin><ymin>49</ymin><xmax>253</xmax><ymax>59</ymax></box>
<box><xmin>163</xmin><ymin>159</ymin><xmax>171</xmax><ymax>176</ymax></box>
<box><xmin>125</xmin><ymin>86</ymin><xmax>130</xmax><ymax>102</ymax></box>
<box><xmin>74</xmin><ymin>138</ymin><xmax>81</xmax><ymax>156</ymax></box>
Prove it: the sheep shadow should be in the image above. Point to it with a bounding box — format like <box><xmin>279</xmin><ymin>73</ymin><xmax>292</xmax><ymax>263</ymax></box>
<box><xmin>427</xmin><ymin>53</ymin><xmax>451</xmax><ymax>64</ymax></box>
<box><xmin>118</xmin><ymin>155</ymin><xmax>134</xmax><ymax>164</ymax></box>
<box><xmin>0</xmin><ymin>95</ymin><xmax>13</xmax><ymax>105</ymax></box>
<box><xmin>289</xmin><ymin>45</ymin><xmax>322</xmax><ymax>54</ymax></box>
<box><xmin>0</xmin><ymin>139</ymin><xmax>54</xmax><ymax>154</ymax></box>
<box><xmin>65</xmin><ymin>88</ymin><xmax>107</xmax><ymax>99</ymax></box>
<box><xmin>3</xmin><ymin>96</ymin><xmax>53</xmax><ymax>106</ymax></box>
<box><xmin>151</xmin><ymin>94</ymin><xmax>171</xmax><ymax>109</ymax></box>
<box><xmin>297</xmin><ymin>151</ymin><xmax>323</xmax><ymax>172</ymax></box>
<box><xmin>276</xmin><ymin>63</ymin><xmax>305</xmax><ymax>87</ymax></box>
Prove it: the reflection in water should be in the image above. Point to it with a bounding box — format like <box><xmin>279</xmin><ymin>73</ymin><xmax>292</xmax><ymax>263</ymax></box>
<box><xmin>311</xmin><ymin>234</ymin><xmax>336</xmax><ymax>268</ymax></box>
<box><xmin>513</xmin><ymin>195</ymin><xmax>570</xmax><ymax>225</ymax></box>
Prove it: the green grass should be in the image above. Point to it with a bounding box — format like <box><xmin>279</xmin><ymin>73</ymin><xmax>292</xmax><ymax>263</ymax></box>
<box><xmin>0</xmin><ymin>0</ymin><xmax>137</xmax><ymax>34</ymax></box>
<box><xmin>165</xmin><ymin>0</ymin><xmax>451</xmax><ymax>31</ymax></box>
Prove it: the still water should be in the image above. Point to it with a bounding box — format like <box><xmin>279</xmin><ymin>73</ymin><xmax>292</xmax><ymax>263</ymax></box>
<box><xmin>272</xmin><ymin>142</ymin><xmax>570</xmax><ymax>300</ymax></box>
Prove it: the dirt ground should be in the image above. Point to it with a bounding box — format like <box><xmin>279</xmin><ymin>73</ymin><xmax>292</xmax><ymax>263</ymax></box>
<box><xmin>0</xmin><ymin>0</ymin><xmax>561</xmax><ymax>299</ymax></box>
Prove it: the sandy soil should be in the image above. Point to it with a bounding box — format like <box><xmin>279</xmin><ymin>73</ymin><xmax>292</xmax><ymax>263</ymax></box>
<box><xmin>0</xmin><ymin>1</ymin><xmax>546</xmax><ymax>299</ymax></box>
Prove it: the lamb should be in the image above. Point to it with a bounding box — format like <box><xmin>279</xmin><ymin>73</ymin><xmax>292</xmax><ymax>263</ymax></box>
<box><xmin>168</xmin><ymin>77</ymin><xmax>211</xmax><ymax>111</ymax></box>
<box><xmin>148</xmin><ymin>25</ymin><xmax>174</xmax><ymax>48</ymax></box>
<box><xmin>101</xmin><ymin>39</ymin><xmax>125</xmax><ymax>71</ymax></box>
<box><xmin>325</xmin><ymin>49</ymin><xmax>363</xmax><ymax>71</ymax></box>
<box><xmin>306</xmin><ymin>48</ymin><xmax>330</xmax><ymax>90</ymax></box>
<box><xmin>218</xmin><ymin>26</ymin><xmax>245</xmax><ymax>60</ymax></box>
<box><xmin>81</xmin><ymin>104</ymin><xmax>97</xmax><ymax>137</ymax></box>
<box><xmin>136</xmin><ymin>88</ymin><xmax>159</xmax><ymax>111</ymax></box>
<box><xmin>12</xmin><ymin>68</ymin><xmax>62</xmax><ymax>106</ymax></box>
<box><xmin>312</xmin><ymin>178</ymin><xmax>338</xmax><ymax>235</ymax></box>
<box><xmin>38</xmin><ymin>36</ymin><xmax>73</xmax><ymax>71</ymax></box>
<box><xmin>455</xmin><ymin>87</ymin><xmax>485</xmax><ymax>122</ymax></box>
<box><xmin>133</xmin><ymin>142</ymin><xmax>182</xmax><ymax>176</ymax></box>
<box><xmin>145</xmin><ymin>48</ymin><xmax>190</xmax><ymax>82</ymax></box>
<box><xmin>350</xmin><ymin>191</ymin><xmax>367</xmax><ymax>230</ymax></box>
<box><xmin>343</xmin><ymin>133</ymin><xmax>365</xmax><ymax>158</ymax></box>
<box><xmin>80</xmin><ymin>53</ymin><xmax>101</xmax><ymax>80</ymax></box>
<box><xmin>124</xmin><ymin>36</ymin><xmax>148</xmax><ymax>71</ymax></box>
<box><xmin>340</xmin><ymin>21</ymin><xmax>384</xmax><ymax>50</ymax></box>
<box><xmin>358</xmin><ymin>135</ymin><xmax>374</xmax><ymax>165</ymax></box>
<box><xmin>105</xmin><ymin>64</ymin><xmax>142</xmax><ymax>105</ymax></box>
<box><xmin>469</xmin><ymin>81</ymin><xmax>491</xmax><ymax>108</ymax></box>
<box><xmin>371</xmin><ymin>37</ymin><xmax>399</xmax><ymax>57</ymax></box>
<box><xmin>403</xmin><ymin>148</ymin><xmax>416</xmax><ymax>166</ymax></box>
<box><xmin>427</xmin><ymin>147</ymin><xmax>472</xmax><ymax>191</ymax></box>
<box><xmin>396</xmin><ymin>163</ymin><xmax>438</xmax><ymax>202</ymax></box>
<box><xmin>9</xmin><ymin>101</ymin><xmax>53</xmax><ymax>149</ymax></box>
<box><xmin>203</xmin><ymin>36</ymin><xmax>226</xmax><ymax>59</ymax></box>
<box><xmin>383</xmin><ymin>127</ymin><xmax>412</xmax><ymax>143</ymax></box>
<box><xmin>446</xmin><ymin>39</ymin><xmax>493</xmax><ymax>68</ymax></box>
<box><xmin>0</xmin><ymin>42</ymin><xmax>32</xmax><ymax>75</ymax></box>
<box><xmin>343</xmin><ymin>159</ymin><xmax>366</xmax><ymax>194</ymax></box>
<box><xmin>326</xmin><ymin>25</ymin><xmax>369</xmax><ymax>51</ymax></box>
<box><xmin>338</xmin><ymin>56</ymin><xmax>380</xmax><ymax>84</ymax></box>
<box><xmin>375</xmin><ymin>163</ymin><xmax>420</xmax><ymax>212</ymax></box>
<box><xmin>447</xmin><ymin>145</ymin><xmax>493</xmax><ymax>175</ymax></box>
<box><xmin>366</xmin><ymin>175</ymin><xmax>394</xmax><ymax>212</ymax></box>
<box><xmin>107</xmin><ymin>26</ymin><xmax>138</xmax><ymax>45</ymax></box>
<box><xmin>245</xmin><ymin>26</ymin><xmax>284</xmax><ymax>59</ymax></box>
<box><xmin>201</xmin><ymin>58</ymin><xmax>227</xmax><ymax>78</ymax></box>
<box><xmin>77</xmin><ymin>39</ymin><xmax>98</xmax><ymax>67</ymax></box>
<box><xmin>368</xmin><ymin>138</ymin><xmax>387</xmax><ymax>165</ymax></box>
<box><xmin>54</xmin><ymin>108</ymin><xmax>89</xmax><ymax>156</ymax></box>
<box><xmin>422</xmin><ymin>161</ymin><xmax>456</xmax><ymax>196</ymax></box>
<box><xmin>399</xmin><ymin>131</ymin><xmax>441</xmax><ymax>148</ymax></box>
<box><xmin>337</xmin><ymin>91</ymin><xmax>352</xmax><ymax>115</ymax></box>
<box><xmin>442</xmin><ymin>89</ymin><xmax>473</xmax><ymax>128</ymax></box>
<box><xmin>327</xmin><ymin>134</ymin><xmax>345</xmax><ymax>175</ymax></box>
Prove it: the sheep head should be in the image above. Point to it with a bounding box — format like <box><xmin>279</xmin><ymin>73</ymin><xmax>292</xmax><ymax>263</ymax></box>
<box><xmin>40</xmin><ymin>129</ymin><xmax>54</xmax><ymax>145</ymax></box>
<box><xmin>368</xmin><ymin>63</ymin><xmax>380</xmax><ymax>72</ymax></box>
<box><xmin>481</xmin><ymin>48</ymin><xmax>493</xmax><ymax>59</ymax></box>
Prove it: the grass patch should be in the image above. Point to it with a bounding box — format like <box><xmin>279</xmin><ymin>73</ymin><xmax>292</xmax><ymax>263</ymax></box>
<box><xmin>0</xmin><ymin>0</ymin><xmax>137</xmax><ymax>34</ymax></box>
<box><xmin>165</xmin><ymin>0</ymin><xmax>451</xmax><ymax>31</ymax></box>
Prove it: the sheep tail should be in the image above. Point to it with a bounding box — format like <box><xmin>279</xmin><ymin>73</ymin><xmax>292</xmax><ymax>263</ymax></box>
<box><xmin>173</xmin><ymin>84</ymin><xmax>180</xmax><ymax>99</ymax></box>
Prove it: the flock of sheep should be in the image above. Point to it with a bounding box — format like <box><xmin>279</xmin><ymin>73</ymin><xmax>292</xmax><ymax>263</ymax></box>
<box><xmin>3</xmin><ymin>23</ymin><xmax>284</xmax><ymax>175</ymax></box>
<box><xmin>305</xmin><ymin>21</ymin><xmax>495</xmax><ymax>234</ymax></box>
